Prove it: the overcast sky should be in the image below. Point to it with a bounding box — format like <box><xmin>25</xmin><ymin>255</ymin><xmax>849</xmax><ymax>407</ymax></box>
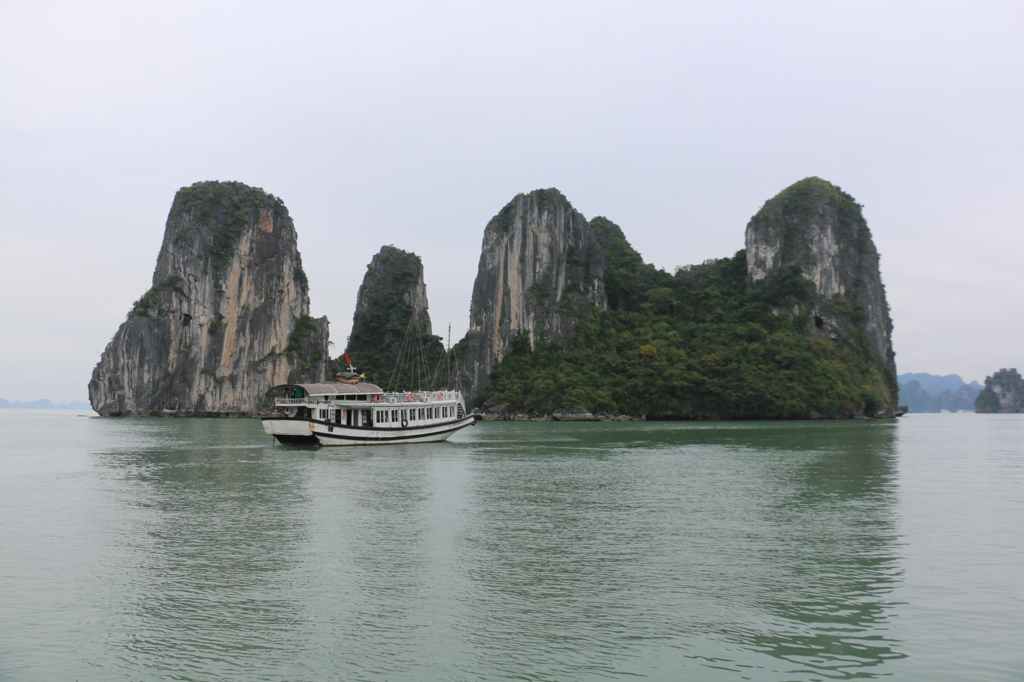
<box><xmin>1</xmin><ymin>0</ymin><xmax>1021</xmax><ymax>402</ymax></box>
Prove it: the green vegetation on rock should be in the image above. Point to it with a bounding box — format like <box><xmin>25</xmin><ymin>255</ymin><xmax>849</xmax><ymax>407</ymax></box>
<box><xmin>975</xmin><ymin>368</ymin><xmax>1024</xmax><ymax>413</ymax></box>
<box><xmin>337</xmin><ymin>247</ymin><xmax>444</xmax><ymax>390</ymax></box>
<box><xmin>293</xmin><ymin>265</ymin><xmax>309</xmax><ymax>294</ymax></box>
<box><xmin>487</xmin><ymin>195</ymin><xmax>522</xmax><ymax>234</ymax></box>
<box><xmin>286</xmin><ymin>315</ymin><xmax>319</xmax><ymax>354</ymax></box>
<box><xmin>755</xmin><ymin>177</ymin><xmax>875</xmax><ymax>263</ymax></box>
<box><xmin>485</xmin><ymin>188</ymin><xmax>574</xmax><ymax>234</ymax></box>
<box><xmin>171</xmin><ymin>181</ymin><xmax>286</xmax><ymax>269</ymax></box>
<box><xmin>478</xmin><ymin>237</ymin><xmax>894</xmax><ymax>419</ymax></box>
<box><xmin>130</xmin><ymin>275</ymin><xmax>183</xmax><ymax>317</ymax></box>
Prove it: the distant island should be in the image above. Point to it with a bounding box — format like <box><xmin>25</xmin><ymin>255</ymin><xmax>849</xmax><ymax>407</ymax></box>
<box><xmin>0</xmin><ymin>398</ymin><xmax>92</xmax><ymax>410</ymax></box>
<box><xmin>897</xmin><ymin>373</ymin><xmax>981</xmax><ymax>413</ymax></box>
<box><xmin>975</xmin><ymin>368</ymin><xmax>1024</xmax><ymax>413</ymax></box>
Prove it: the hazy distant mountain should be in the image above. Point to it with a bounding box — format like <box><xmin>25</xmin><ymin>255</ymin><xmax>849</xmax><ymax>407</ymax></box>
<box><xmin>898</xmin><ymin>373</ymin><xmax>980</xmax><ymax>397</ymax></box>
<box><xmin>897</xmin><ymin>373</ymin><xmax>981</xmax><ymax>413</ymax></box>
<box><xmin>0</xmin><ymin>398</ymin><xmax>92</xmax><ymax>409</ymax></box>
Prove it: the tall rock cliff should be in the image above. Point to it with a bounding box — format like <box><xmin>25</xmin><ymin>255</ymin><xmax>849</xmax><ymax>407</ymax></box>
<box><xmin>975</xmin><ymin>368</ymin><xmax>1024</xmax><ymax>413</ymax></box>
<box><xmin>460</xmin><ymin>189</ymin><xmax>607</xmax><ymax>402</ymax></box>
<box><xmin>345</xmin><ymin>245</ymin><xmax>443</xmax><ymax>389</ymax></box>
<box><xmin>745</xmin><ymin>177</ymin><xmax>899</xmax><ymax>415</ymax></box>
<box><xmin>89</xmin><ymin>181</ymin><xmax>329</xmax><ymax>416</ymax></box>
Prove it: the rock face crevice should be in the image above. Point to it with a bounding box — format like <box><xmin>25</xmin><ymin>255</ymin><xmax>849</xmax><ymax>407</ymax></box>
<box><xmin>89</xmin><ymin>181</ymin><xmax>329</xmax><ymax>416</ymax></box>
<box><xmin>461</xmin><ymin>189</ymin><xmax>607</xmax><ymax>402</ymax></box>
<box><xmin>745</xmin><ymin>177</ymin><xmax>898</xmax><ymax>415</ymax></box>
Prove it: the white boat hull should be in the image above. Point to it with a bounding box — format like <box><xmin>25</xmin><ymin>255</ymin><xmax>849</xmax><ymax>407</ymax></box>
<box><xmin>262</xmin><ymin>415</ymin><xmax>476</xmax><ymax>446</ymax></box>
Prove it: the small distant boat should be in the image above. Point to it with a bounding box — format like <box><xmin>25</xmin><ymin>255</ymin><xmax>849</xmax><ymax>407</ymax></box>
<box><xmin>260</xmin><ymin>364</ymin><xmax>476</xmax><ymax>446</ymax></box>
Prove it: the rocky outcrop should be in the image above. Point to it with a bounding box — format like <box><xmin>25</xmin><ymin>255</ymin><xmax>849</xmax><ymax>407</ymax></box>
<box><xmin>460</xmin><ymin>189</ymin><xmax>607</xmax><ymax>402</ymax></box>
<box><xmin>345</xmin><ymin>246</ymin><xmax>443</xmax><ymax>388</ymax></box>
<box><xmin>353</xmin><ymin>246</ymin><xmax>433</xmax><ymax>336</ymax></box>
<box><xmin>89</xmin><ymin>181</ymin><xmax>329</xmax><ymax>416</ymax></box>
<box><xmin>745</xmin><ymin>177</ymin><xmax>898</xmax><ymax>415</ymax></box>
<box><xmin>975</xmin><ymin>368</ymin><xmax>1024</xmax><ymax>413</ymax></box>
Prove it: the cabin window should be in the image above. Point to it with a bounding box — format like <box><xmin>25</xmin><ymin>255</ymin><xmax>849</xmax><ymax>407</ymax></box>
<box><xmin>442</xmin><ymin>406</ymin><xmax>448</xmax><ymax>418</ymax></box>
<box><xmin>319</xmin><ymin>409</ymin><xmax>327</xmax><ymax>420</ymax></box>
<box><xmin>392</xmin><ymin>409</ymin><xmax>398</xmax><ymax>422</ymax></box>
<box><xmin>418</xmin><ymin>408</ymin><xmax>424</xmax><ymax>420</ymax></box>
<box><xmin>426</xmin><ymin>408</ymin><xmax>433</xmax><ymax>419</ymax></box>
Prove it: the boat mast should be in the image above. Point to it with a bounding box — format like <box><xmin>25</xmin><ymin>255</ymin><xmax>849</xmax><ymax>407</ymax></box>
<box><xmin>446</xmin><ymin>323</ymin><xmax>452</xmax><ymax>390</ymax></box>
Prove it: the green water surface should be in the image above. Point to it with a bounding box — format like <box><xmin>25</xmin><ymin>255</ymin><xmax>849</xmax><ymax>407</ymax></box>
<box><xmin>1</xmin><ymin>412</ymin><xmax>1021</xmax><ymax>681</ymax></box>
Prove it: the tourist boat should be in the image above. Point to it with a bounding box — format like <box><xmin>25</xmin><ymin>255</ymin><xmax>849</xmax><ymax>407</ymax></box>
<box><xmin>260</xmin><ymin>367</ymin><xmax>476</xmax><ymax>446</ymax></box>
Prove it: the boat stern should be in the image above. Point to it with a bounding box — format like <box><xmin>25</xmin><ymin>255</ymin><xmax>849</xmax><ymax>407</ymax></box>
<box><xmin>262</xmin><ymin>417</ymin><xmax>320</xmax><ymax>445</ymax></box>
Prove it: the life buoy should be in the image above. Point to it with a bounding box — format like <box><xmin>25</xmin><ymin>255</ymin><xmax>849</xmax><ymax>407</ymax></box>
<box><xmin>437</xmin><ymin>392</ymin><xmax>444</xmax><ymax>400</ymax></box>
<box><xmin>372</xmin><ymin>394</ymin><xmax>381</xmax><ymax>403</ymax></box>
<box><xmin>401</xmin><ymin>419</ymin><xmax>408</xmax><ymax>427</ymax></box>
<box><xmin>407</xmin><ymin>393</ymin><xmax>415</xmax><ymax>402</ymax></box>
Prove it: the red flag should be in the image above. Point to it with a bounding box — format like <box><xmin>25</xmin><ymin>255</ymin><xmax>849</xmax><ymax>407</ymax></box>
<box><xmin>345</xmin><ymin>351</ymin><xmax>351</xmax><ymax>366</ymax></box>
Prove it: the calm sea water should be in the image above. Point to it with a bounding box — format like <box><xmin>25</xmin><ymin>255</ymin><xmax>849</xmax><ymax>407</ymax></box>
<box><xmin>1</xmin><ymin>411</ymin><xmax>1021</xmax><ymax>681</ymax></box>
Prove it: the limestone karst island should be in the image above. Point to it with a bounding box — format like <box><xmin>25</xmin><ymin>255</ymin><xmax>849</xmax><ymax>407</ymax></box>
<box><xmin>90</xmin><ymin>177</ymin><xmax>901</xmax><ymax>420</ymax></box>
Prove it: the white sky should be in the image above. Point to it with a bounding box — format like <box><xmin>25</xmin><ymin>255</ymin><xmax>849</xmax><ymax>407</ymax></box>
<box><xmin>1</xmin><ymin>0</ymin><xmax>1021</xmax><ymax>402</ymax></box>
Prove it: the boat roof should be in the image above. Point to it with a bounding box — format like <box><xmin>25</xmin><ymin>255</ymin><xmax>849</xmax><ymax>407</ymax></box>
<box><xmin>279</xmin><ymin>382</ymin><xmax>383</xmax><ymax>395</ymax></box>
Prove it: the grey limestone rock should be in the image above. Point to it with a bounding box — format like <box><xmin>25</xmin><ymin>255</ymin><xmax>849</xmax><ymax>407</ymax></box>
<box><xmin>975</xmin><ymin>368</ymin><xmax>1024</xmax><ymax>413</ymax></box>
<box><xmin>745</xmin><ymin>177</ymin><xmax>898</xmax><ymax>416</ymax></box>
<box><xmin>89</xmin><ymin>181</ymin><xmax>329</xmax><ymax>416</ymax></box>
<box><xmin>460</xmin><ymin>189</ymin><xmax>607</xmax><ymax>402</ymax></box>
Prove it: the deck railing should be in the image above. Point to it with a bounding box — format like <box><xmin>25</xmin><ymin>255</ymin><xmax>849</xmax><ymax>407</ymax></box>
<box><xmin>380</xmin><ymin>391</ymin><xmax>455</xmax><ymax>404</ymax></box>
<box><xmin>274</xmin><ymin>391</ymin><xmax>459</xmax><ymax>407</ymax></box>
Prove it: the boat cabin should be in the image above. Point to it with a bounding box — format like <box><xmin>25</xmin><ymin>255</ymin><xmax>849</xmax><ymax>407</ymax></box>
<box><xmin>265</xmin><ymin>382</ymin><xmax>466</xmax><ymax>429</ymax></box>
